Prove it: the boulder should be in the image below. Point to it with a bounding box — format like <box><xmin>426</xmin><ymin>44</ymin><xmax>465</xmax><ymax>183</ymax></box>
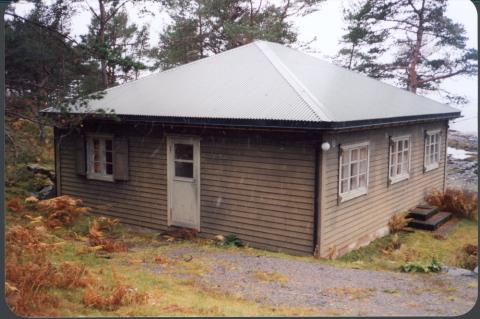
<box><xmin>443</xmin><ymin>266</ymin><xmax>477</xmax><ymax>277</ymax></box>
<box><xmin>27</xmin><ymin>164</ymin><xmax>55</xmax><ymax>180</ymax></box>
<box><xmin>38</xmin><ymin>185</ymin><xmax>56</xmax><ymax>200</ymax></box>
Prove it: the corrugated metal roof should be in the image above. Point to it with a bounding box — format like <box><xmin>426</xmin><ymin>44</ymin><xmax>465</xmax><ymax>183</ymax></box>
<box><xmin>45</xmin><ymin>40</ymin><xmax>460</xmax><ymax>124</ymax></box>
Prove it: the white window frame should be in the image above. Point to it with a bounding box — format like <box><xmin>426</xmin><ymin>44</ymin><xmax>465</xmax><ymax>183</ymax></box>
<box><xmin>389</xmin><ymin>135</ymin><xmax>411</xmax><ymax>184</ymax></box>
<box><xmin>424</xmin><ymin>129</ymin><xmax>441</xmax><ymax>172</ymax></box>
<box><xmin>86</xmin><ymin>134</ymin><xmax>114</xmax><ymax>182</ymax></box>
<box><xmin>338</xmin><ymin>141</ymin><xmax>370</xmax><ymax>203</ymax></box>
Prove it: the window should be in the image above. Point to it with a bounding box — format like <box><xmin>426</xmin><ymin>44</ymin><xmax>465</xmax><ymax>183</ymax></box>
<box><xmin>389</xmin><ymin>136</ymin><xmax>410</xmax><ymax>183</ymax></box>
<box><xmin>339</xmin><ymin>142</ymin><xmax>369</xmax><ymax>202</ymax></box>
<box><xmin>424</xmin><ymin>130</ymin><xmax>441</xmax><ymax>172</ymax></box>
<box><xmin>174</xmin><ymin>143</ymin><xmax>194</xmax><ymax>179</ymax></box>
<box><xmin>86</xmin><ymin>135</ymin><xmax>114</xmax><ymax>181</ymax></box>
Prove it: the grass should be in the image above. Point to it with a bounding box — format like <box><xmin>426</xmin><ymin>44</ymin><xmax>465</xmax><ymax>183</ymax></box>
<box><xmin>5</xmin><ymin>191</ymin><xmax>478</xmax><ymax>316</ymax></box>
<box><xmin>251</xmin><ymin>270</ymin><xmax>289</xmax><ymax>283</ymax></box>
<box><xmin>333</xmin><ymin>219</ymin><xmax>478</xmax><ymax>271</ymax></box>
<box><xmin>4</xmin><ymin>198</ymin><xmax>324</xmax><ymax>317</ymax></box>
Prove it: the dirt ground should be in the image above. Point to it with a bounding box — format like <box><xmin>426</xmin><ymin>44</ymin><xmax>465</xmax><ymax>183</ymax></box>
<box><xmin>145</xmin><ymin>246</ymin><xmax>478</xmax><ymax>316</ymax></box>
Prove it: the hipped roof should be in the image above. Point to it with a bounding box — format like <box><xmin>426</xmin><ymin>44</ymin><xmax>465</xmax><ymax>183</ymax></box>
<box><xmin>44</xmin><ymin>40</ymin><xmax>460</xmax><ymax>129</ymax></box>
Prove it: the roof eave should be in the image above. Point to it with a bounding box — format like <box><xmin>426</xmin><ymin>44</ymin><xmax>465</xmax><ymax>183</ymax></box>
<box><xmin>41</xmin><ymin>110</ymin><xmax>461</xmax><ymax>131</ymax></box>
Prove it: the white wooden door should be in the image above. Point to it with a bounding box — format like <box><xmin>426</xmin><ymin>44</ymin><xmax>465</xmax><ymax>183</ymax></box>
<box><xmin>167</xmin><ymin>136</ymin><xmax>200</xmax><ymax>230</ymax></box>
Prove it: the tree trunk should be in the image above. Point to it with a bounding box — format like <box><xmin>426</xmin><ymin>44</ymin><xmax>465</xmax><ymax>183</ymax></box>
<box><xmin>406</xmin><ymin>2</ymin><xmax>426</xmax><ymax>94</ymax></box>
<box><xmin>98</xmin><ymin>0</ymin><xmax>108</xmax><ymax>88</ymax></box>
<box><xmin>348</xmin><ymin>44</ymin><xmax>356</xmax><ymax>70</ymax></box>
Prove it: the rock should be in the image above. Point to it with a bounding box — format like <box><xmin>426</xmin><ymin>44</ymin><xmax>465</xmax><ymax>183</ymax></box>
<box><xmin>444</xmin><ymin>266</ymin><xmax>477</xmax><ymax>277</ymax></box>
<box><xmin>25</xmin><ymin>196</ymin><xmax>39</xmax><ymax>203</ymax></box>
<box><xmin>38</xmin><ymin>185</ymin><xmax>56</xmax><ymax>200</ymax></box>
<box><xmin>214</xmin><ymin>234</ymin><xmax>225</xmax><ymax>242</ymax></box>
<box><xmin>182</xmin><ymin>254</ymin><xmax>193</xmax><ymax>262</ymax></box>
<box><xmin>27</xmin><ymin>164</ymin><xmax>55</xmax><ymax>180</ymax></box>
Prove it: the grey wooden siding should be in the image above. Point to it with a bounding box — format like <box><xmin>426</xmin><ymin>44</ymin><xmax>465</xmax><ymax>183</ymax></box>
<box><xmin>58</xmin><ymin>130</ymin><xmax>316</xmax><ymax>254</ymax></box>
<box><xmin>199</xmin><ymin>136</ymin><xmax>316</xmax><ymax>254</ymax></box>
<box><xmin>319</xmin><ymin>121</ymin><xmax>448</xmax><ymax>256</ymax></box>
<box><xmin>59</xmin><ymin>134</ymin><xmax>169</xmax><ymax>230</ymax></box>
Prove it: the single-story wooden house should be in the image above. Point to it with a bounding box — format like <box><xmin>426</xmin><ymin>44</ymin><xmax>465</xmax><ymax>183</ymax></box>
<box><xmin>44</xmin><ymin>40</ymin><xmax>461</xmax><ymax>257</ymax></box>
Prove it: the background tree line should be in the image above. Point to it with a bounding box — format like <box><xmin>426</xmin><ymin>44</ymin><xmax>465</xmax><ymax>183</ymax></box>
<box><xmin>4</xmin><ymin>0</ymin><xmax>477</xmax><ymax>181</ymax></box>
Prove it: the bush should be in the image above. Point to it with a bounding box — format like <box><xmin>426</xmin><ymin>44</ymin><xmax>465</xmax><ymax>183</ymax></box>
<box><xmin>388</xmin><ymin>213</ymin><xmax>411</xmax><ymax>233</ymax></box>
<box><xmin>425</xmin><ymin>188</ymin><xmax>477</xmax><ymax>220</ymax></box>
<box><xmin>401</xmin><ymin>258</ymin><xmax>442</xmax><ymax>273</ymax></box>
<box><xmin>223</xmin><ymin>234</ymin><xmax>244</xmax><ymax>247</ymax></box>
<box><xmin>454</xmin><ymin>244</ymin><xmax>478</xmax><ymax>270</ymax></box>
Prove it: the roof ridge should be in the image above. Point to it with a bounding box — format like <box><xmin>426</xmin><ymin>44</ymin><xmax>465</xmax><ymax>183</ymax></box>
<box><xmin>254</xmin><ymin>41</ymin><xmax>333</xmax><ymax>122</ymax></box>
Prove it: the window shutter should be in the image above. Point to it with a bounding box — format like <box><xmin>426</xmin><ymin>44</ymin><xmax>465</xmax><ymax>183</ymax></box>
<box><xmin>388</xmin><ymin>136</ymin><xmax>393</xmax><ymax>186</ymax></box>
<box><xmin>75</xmin><ymin>134</ymin><xmax>86</xmax><ymax>176</ymax></box>
<box><xmin>337</xmin><ymin>145</ymin><xmax>343</xmax><ymax>205</ymax></box>
<box><xmin>423</xmin><ymin>130</ymin><xmax>428</xmax><ymax>173</ymax></box>
<box><xmin>113</xmin><ymin>137</ymin><xmax>129</xmax><ymax>181</ymax></box>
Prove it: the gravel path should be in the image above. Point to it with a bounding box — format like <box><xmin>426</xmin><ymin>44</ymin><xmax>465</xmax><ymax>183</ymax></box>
<box><xmin>160</xmin><ymin>247</ymin><xmax>477</xmax><ymax>316</ymax></box>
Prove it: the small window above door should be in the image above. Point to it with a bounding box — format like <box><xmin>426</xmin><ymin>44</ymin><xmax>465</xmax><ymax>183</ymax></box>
<box><xmin>174</xmin><ymin>143</ymin><xmax>194</xmax><ymax>179</ymax></box>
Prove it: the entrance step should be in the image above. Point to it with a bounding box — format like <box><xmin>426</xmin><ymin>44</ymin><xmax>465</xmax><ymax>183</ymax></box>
<box><xmin>408</xmin><ymin>211</ymin><xmax>453</xmax><ymax>231</ymax></box>
<box><xmin>408</xmin><ymin>205</ymin><xmax>438</xmax><ymax>221</ymax></box>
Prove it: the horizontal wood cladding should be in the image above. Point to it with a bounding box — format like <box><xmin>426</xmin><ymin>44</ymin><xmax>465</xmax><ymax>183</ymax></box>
<box><xmin>58</xmin><ymin>134</ymin><xmax>169</xmax><ymax>230</ymax></box>
<box><xmin>200</xmin><ymin>136</ymin><xmax>316</xmax><ymax>254</ymax></box>
<box><xmin>319</xmin><ymin>121</ymin><xmax>448</xmax><ymax>256</ymax></box>
<box><xmin>58</xmin><ymin>125</ymin><xmax>317</xmax><ymax>255</ymax></box>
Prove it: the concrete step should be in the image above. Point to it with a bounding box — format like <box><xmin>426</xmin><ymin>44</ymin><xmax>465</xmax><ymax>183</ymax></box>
<box><xmin>407</xmin><ymin>205</ymin><xmax>438</xmax><ymax>221</ymax></box>
<box><xmin>408</xmin><ymin>211</ymin><xmax>453</xmax><ymax>231</ymax></box>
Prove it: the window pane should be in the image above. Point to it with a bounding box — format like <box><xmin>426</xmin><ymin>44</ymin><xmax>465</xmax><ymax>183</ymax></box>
<box><xmin>398</xmin><ymin>142</ymin><xmax>403</xmax><ymax>152</ymax></box>
<box><xmin>175</xmin><ymin>144</ymin><xmax>193</xmax><ymax>160</ymax></box>
<box><xmin>359</xmin><ymin>160</ymin><xmax>367</xmax><ymax>174</ymax></box>
<box><xmin>341</xmin><ymin>179</ymin><xmax>348</xmax><ymax>193</ymax></box>
<box><xmin>106</xmin><ymin>163</ymin><xmax>113</xmax><ymax>175</ymax></box>
<box><xmin>175</xmin><ymin>162</ymin><xmax>193</xmax><ymax>178</ymax></box>
<box><xmin>341</xmin><ymin>164</ymin><xmax>349</xmax><ymax>179</ymax></box>
<box><xmin>402</xmin><ymin>162</ymin><xmax>408</xmax><ymax>173</ymax></box>
<box><xmin>106</xmin><ymin>151</ymin><xmax>113</xmax><ymax>163</ymax></box>
<box><xmin>93</xmin><ymin>139</ymin><xmax>100</xmax><ymax>162</ymax></box>
<box><xmin>359</xmin><ymin>147</ymin><xmax>367</xmax><ymax>160</ymax></box>
<box><xmin>105</xmin><ymin>139</ymin><xmax>112</xmax><ymax>152</ymax></box>
<box><xmin>351</xmin><ymin>149</ymin><xmax>358</xmax><ymax>161</ymax></box>
<box><xmin>350</xmin><ymin>176</ymin><xmax>357</xmax><ymax>190</ymax></box>
<box><xmin>404</xmin><ymin>140</ymin><xmax>408</xmax><ymax>149</ymax></box>
<box><xmin>351</xmin><ymin>162</ymin><xmax>358</xmax><ymax>176</ymax></box>
<box><xmin>390</xmin><ymin>166</ymin><xmax>395</xmax><ymax>177</ymax></box>
<box><xmin>94</xmin><ymin>161</ymin><xmax>101</xmax><ymax>173</ymax></box>
<box><xmin>359</xmin><ymin>174</ymin><xmax>367</xmax><ymax>188</ymax></box>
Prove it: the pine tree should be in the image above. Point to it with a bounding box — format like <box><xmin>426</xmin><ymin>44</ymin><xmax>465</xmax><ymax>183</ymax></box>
<box><xmin>152</xmin><ymin>0</ymin><xmax>324</xmax><ymax>70</ymax></box>
<box><xmin>78</xmin><ymin>0</ymin><xmax>150</xmax><ymax>88</ymax></box>
<box><xmin>82</xmin><ymin>9</ymin><xmax>150</xmax><ymax>86</ymax></box>
<box><xmin>337</xmin><ymin>0</ymin><xmax>478</xmax><ymax>104</ymax></box>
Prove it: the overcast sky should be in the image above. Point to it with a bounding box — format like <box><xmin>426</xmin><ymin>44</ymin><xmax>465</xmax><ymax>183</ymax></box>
<box><xmin>12</xmin><ymin>0</ymin><xmax>478</xmax><ymax>134</ymax></box>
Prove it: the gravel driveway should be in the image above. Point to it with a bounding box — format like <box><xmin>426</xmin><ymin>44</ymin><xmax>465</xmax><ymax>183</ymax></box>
<box><xmin>159</xmin><ymin>246</ymin><xmax>477</xmax><ymax>316</ymax></box>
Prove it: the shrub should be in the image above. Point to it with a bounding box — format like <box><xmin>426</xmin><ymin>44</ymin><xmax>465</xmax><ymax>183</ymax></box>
<box><xmin>5</xmin><ymin>223</ymin><xmax>90</xmax><ymax>316</ymax></box>
<box><xmin>223</xmin><ymin>234</ymin><xmax>244</xmax><ymax>247</ymax></box>
<box><xmin>425</xmin><ymin>188</ymin><xmax>477</xmax><ymax>220</ymax></box>
<box><xmin>37</xmin><ymin>195</ymin><xmax>91</xmax><ymax>228</ymax></box>
<box><xmin>401</xmin><ymin>258</ymin><xmax>442</xmax><ymax>273</ymax></box>
<box><xmin>82</xmin><ymin>284</ymin><xmax>147</xmax><ymax>311</ymax></box>
<box><xmin>388</xmin><ymin>213</ymin><xmax>411</xmax><ymax>233</ymax></box>
<box><xmin>454</xmin><ymin>244</ymin><xmax>478</xmax><ymax>270</ymax></box>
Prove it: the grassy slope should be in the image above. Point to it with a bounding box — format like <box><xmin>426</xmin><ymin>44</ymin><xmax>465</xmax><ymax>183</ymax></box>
<box><xmin>333</xmin><ymin>219</ymin><xmax>478</xmax><ymax>271</ymax></box>
<box><xmin>5</xmin><ymin>190</ymin><xmax>477</xmax><ymax>316</ymax></box>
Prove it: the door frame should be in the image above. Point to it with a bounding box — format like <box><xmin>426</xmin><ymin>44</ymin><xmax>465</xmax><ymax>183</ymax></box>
<box><xmin>166</xmin><ymin>135</ymin><xmax>201</xmax><ymax>230</ymax></box>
